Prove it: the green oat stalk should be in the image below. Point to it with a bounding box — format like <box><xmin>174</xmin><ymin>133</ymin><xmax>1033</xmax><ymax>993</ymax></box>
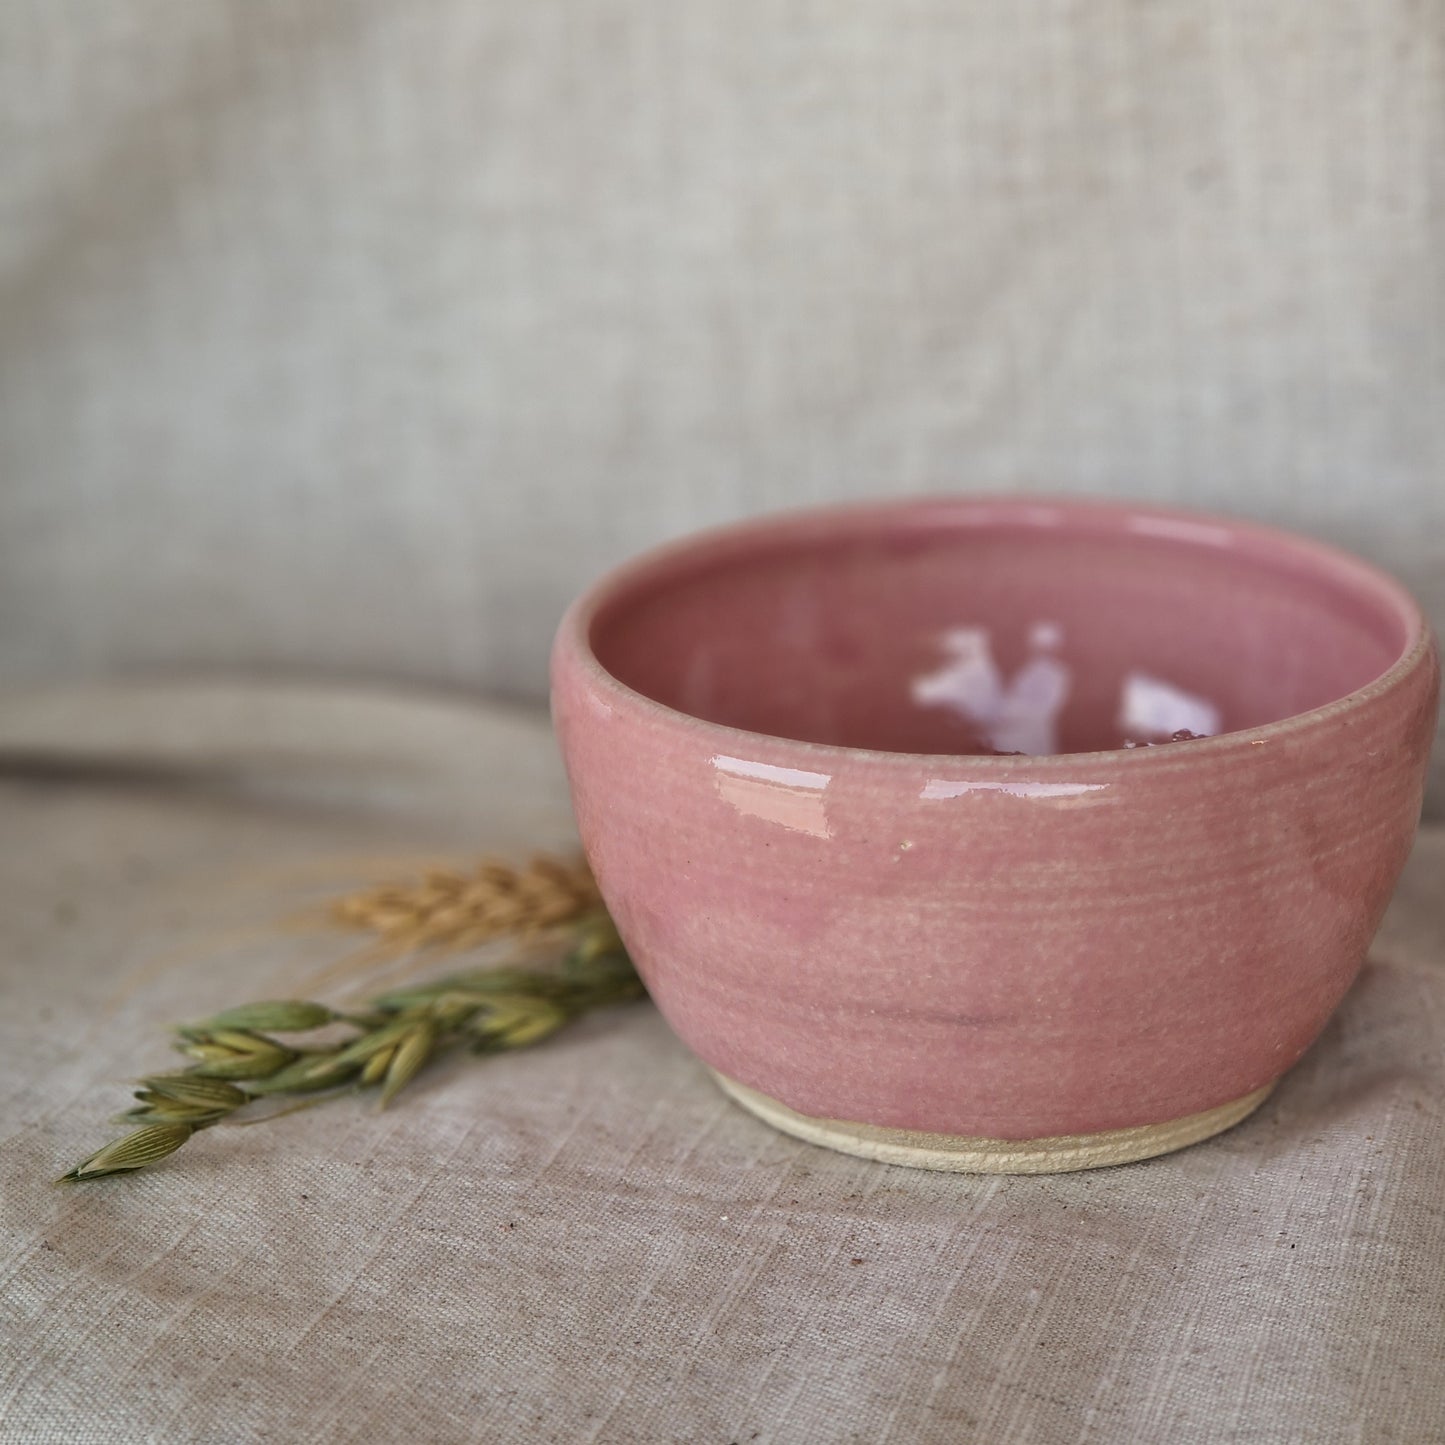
<box><xmin>59</xmin><ymin>914</ymin><xmax>643</xmax><ymax>1182</ymax></box>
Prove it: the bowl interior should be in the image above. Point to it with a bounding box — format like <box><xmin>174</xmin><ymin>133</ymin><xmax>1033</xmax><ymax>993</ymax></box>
<box><xmin>588</xmin><ymin>506</ymin><xmax>1417</xmax><ymax>756</ymax></box>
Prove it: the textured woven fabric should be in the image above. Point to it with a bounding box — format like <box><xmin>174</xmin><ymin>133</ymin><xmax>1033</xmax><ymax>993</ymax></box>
<box><xmin>0</xmin><ymin>1</ymin><xmax>1443</xmax><ymax>811</ymax></box>
<box><xmin>1</xmin><ymin>683</ymin><xmax>1441</xmax><ymax>1444</ymax></box>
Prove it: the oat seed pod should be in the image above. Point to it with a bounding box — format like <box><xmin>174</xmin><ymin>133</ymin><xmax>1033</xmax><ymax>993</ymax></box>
<box><xmin>243</xmin><ymin>1053</ymin><xmax>361</xmax><ymax>1095</ymax></box>
<box><xmin>377</xmin><ymin>1022</ymin><xmax>437</xmax><ymax>1109</ymax></box>
<box><xmin>58</xmin><ymin>1124</ymin><xmax>194</xmax><ymax>1182</ymax></box>
<box><xmin>359</xmin><ymin>1046</ymin><xmax>396</xmax><ymax>1086</ymax></box>
<box><xmin>138</xmin><ymin>1075</ymin><xmax>249</xmax><ymax>1111</ymax></box>
<box><xmin>188</xmin><ymin>1001</ymin><xmax>336</xmax><ymax>1034</ymax></box>
<box><xmin>183</xmin><ymin>1029</ymin><xmax>297</xmax><ymax>1080</ymax></box>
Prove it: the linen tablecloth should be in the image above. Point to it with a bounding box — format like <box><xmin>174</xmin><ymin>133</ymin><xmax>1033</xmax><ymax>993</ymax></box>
<box><xmin>1</xmin><ymin>681</ymin><xmax>1441</xmax><ymax>1443</ymax></box>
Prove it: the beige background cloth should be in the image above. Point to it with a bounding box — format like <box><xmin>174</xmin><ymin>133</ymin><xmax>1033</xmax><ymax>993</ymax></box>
<box><xmin>1</xmin><ymin>1</ymin><xmax>1443</xmax><ymax>812</ymax></box>
<box><xmin>0</xmin><ymin>682</ymin><xmax>1441</xmax><ymax>1444</ymax></box>
<box><xmin>2</xmin><ymin>6</ymin><xmax>1444</xmax><ymax>1434</ymax></box>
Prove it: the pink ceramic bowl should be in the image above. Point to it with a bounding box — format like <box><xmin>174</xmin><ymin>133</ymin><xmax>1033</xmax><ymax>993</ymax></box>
<box><xmin>551</xmin><ymin>498</ymin><xmax>1438</xmax><ymax>1172</ymax></box>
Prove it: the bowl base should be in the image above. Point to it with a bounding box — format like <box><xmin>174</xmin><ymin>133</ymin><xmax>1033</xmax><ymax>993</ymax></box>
<box><xmin>709</xmin><ymin>1071</ymin><xmax>1276</xmax><ymax>1175</ymax></box>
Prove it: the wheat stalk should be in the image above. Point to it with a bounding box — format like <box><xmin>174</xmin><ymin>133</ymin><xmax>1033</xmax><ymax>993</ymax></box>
<box><xmin>330</xmin><ymin>854</ymin><xmax>600</xmax><ymax>947</ymax></box>
<box><xmin>301</xmin><ymin>854</ymin><xmax>602</xmax><ymax>993</ymax></box>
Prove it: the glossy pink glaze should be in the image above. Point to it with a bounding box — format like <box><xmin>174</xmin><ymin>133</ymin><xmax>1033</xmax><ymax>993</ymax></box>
<box><xmin>551</xmin><ymin>498</ymin><xmax>1439</xmax><ymax>1139</ymax></box>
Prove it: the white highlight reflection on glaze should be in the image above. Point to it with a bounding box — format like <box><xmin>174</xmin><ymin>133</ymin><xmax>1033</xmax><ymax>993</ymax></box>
<box><xmin>1119</xmin><ymin>672</ymin><xmax>1220</xmax><ymax>740</ymax></box>
<box><xmin>711</xmin><ymin>756</ymin><xmax>831</xmax><ymax>789</ymax></box>
<box><xmin>1124</xmin><ymin>514</ymin><xmax>1234</xmax><ymax>548</ymax></box>
<box><xmin>920</xmin><ymin>779</ymin><xmax>1111</xmax><ymax>802</ymax></box>
<box><xmin>911</xmin><ymin>624</ymin><xmax>1071</xmax><ymax>755</ymax></box>
<box><xmin>711</xmin><ymin>754</ymin><xmax>834</xmax><ymax>837</ymax></box>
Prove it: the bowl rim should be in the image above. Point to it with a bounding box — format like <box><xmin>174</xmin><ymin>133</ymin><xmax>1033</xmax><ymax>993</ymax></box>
<box><xmin>554</xmin><ymin>494</ymin><xmax>1437</xmax><ymax>770</ymax></box>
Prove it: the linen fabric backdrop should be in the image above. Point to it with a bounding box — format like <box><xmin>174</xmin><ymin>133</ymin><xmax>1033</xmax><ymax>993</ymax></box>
<box><xmin>0</xmin><ymin>0</ymin><xmax>1442</xmax><ymax>808</ymax></box>
<box><xmin>2</xmin><ymin>8</ymin><xmax>1445</xmax><ymax>1444</ymax></box>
